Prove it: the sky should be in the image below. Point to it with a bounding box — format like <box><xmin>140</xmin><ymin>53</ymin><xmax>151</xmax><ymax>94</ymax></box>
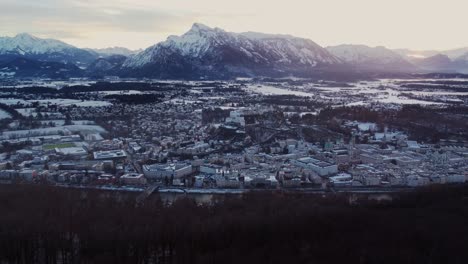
<box><xmin>0</xmin><ymin>0</ymin><xmax>466</xmax><ymax>50</ymax></box>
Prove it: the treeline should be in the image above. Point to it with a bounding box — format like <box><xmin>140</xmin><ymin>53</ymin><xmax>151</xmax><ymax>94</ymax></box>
<box><xmin>401</xmin><ymin>83</ymin><xmax>468</xmax><ymax>92</ymax></box>
<box><xmin>0</xmin><ymin>81</ymin><xmax>234</xmax><ymax>96</ymax></box>
<box><xmin>250</xmin><ymin>94</ymin><xmax>324</xmax><ymax>108</ymax></box>
<box><xmin>315</xmin><ymin>105</ymin><xmax>468</xmax><ymax>142</ymax></box>
<box><xmin>212</xmin><ymin>87</ymin><xmax>245</xmax><ymax>93</ymax></box>
<box><xmin>0</xmin><ymin>103</ymin><xmax>21</xmax><ymax>118</ymax></box>
<box><xmin>61</xmin><ymin>82</ymin><xmax>155</xmax><ymax>93</ymax></box>
<box><xmin>0</xmin><ymin>86</ymin><xmax>59</xmax><ymax>94</ymax></box>
<box><xmin>104</xmin><ymin>94</ymin><xmax>165</xmax><ymax>104</ymax></box>
<box><xmin>0</xmin><ymin>82</ymin><xmax>187</xmax><ymax>95</ymax></box>
<box><xmin>0</xmin><ymin>184</ymin><xmax>467</xmax><ymax>264</ymax></box>
<box><xmin>317</xmin><ymin>106</ymin><xmax>382</xmax><ymax>123</ymax></box>
<box><xmin>398</xmin><ymin>80</ymin><xmax>468</xmax><ymax>86</ymax></box>
<box><xmin>202</xmin><ymin>108</ymin><xmax>230</xmax><ymax>124</ymax></box>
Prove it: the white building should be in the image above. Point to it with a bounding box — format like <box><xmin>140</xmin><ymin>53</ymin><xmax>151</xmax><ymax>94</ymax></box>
<box><xmin>200</xmin><ymin>164</ymin><xmax>222</xmax><ymax>174</ymax></box>
<box><xmin>225</xmin><ymin>110</ymin><xmax>245</xmax><ymax>126</ymax></box>
<box><xmin>143</xmin><ymin>163</ymin><xmax>192</xmax><ymax>179</ymax></box>
<box><xmin>93</xmin><ymin>150</ymin><xmax>127</xmax><ymax>160</ymax></box>
<box><xmin>446</xmin><ymin>174</ymin><xmax>465</xmax><ymax>184</ymax></box>
<box><xmin>329</xmin><ymin>173</ymin><xmax>353</xmax><ymax>187</ymax></box>
<box><xmin>363</xmin><ymin>176</ymin><xmax>381</xmax><ymax>186</ymax></box>
<box><xmin>215</xmin><ymin>176</ymin><xmax>241</xmax><ymax>188</ymax></box>
<box><xmin>293</xmin><ymin>157</ymin><xmax>338</xmax><ymax>177</ymax></box>
<box><xmin>406</xmin><ymin>175</ymin><xmax>430</xmax><ymax>187</ymax></box>
<box><xmin>121</xmin><ymin>173</ymin><xmax>147</xmax><ymax>185</ymax></box>
<box><xmin>56</xmin><ymin>147</ymin><xmax>88</xmax><ymax>157</ymax></box>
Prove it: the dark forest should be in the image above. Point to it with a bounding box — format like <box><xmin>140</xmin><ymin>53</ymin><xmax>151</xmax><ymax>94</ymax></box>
<box><xmin>0</xmin><ymin>185</ymin><xmax>467</xmax><ymax>264</ymax></box>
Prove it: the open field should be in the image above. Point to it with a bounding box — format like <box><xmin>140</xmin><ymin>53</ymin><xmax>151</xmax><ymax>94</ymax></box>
<box><xmin>42</xmin><ymin>142</ymin><xmax>76</xmax><ymax>150</ymax></box>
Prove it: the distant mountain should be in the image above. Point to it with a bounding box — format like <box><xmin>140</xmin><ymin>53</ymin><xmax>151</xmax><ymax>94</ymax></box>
<box><xmin>393</xmin><ymin>47</ymin><xmax>468</xmax><ymax>74</ymax></box>
<box><xmin>86</xmin><ymin>55</ymin><xmax>127</xmax><ymax>77</ymax></box>
<box><xmin>412</xmin><ymin>54</ymin><xmax>453</xmax><ymax>71</ymax></box>
<box><xmin>408</xmin><ymin>54</ymin><xmax>468</xmax><ymax>74</ymax></box>
<box><xmin>393</xmin><ymin>49</ymin><xmax>439</xmax><ymax>60</ymax></box>
<box><xmin>326</xmin><ymin>44</ymin><xmax>416</xmax><ymax>72</ymax></box>
<box><xmin>454</xmin><ymin>52</ymin><xmax>468</xmax><ymax>62</ymax></box>
<box><xmin>87</xmin><ymin>47</ymin><xmax>142</xmax><ymax>57</ymax></box>
<box><xmin>1</xmin><ymin>28</ymin><xmax>466</xmax><ymax>79</ymax></box>
<box><xmin>395</xmin><ymin>47</ymin><xmax>468</xmax><ymax>61</ymax></box>
<box><xmin>0</xmin><ymin>57</ymin><xmax>83</xmax><ymax>78</ymax></box>
<box><xmin>122</xmin><ymin>23</ymin><xmax>344</xmax><ymax>79</ymax></box>
<box><xmin>0</xmin><ymin>33</ymin><xmax>97</xmax><ymax>67</ymax></box>
<box><xmin>443</xmin><ymin>48</ymin><xmax>468</xmax><ymax>60</ymax></box>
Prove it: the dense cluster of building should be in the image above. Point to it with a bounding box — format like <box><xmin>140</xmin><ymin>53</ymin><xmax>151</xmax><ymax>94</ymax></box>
<box><xmin>0</xmin><ymin>81</ymin><xmax>467</xmax><ymax>192</ymax></box>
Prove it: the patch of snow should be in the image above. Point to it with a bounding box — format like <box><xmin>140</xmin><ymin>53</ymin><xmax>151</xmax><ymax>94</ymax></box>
<box><xmin>0</xmin><ymin>109</ymin><xmax>12</xmax><ymax>119</ymax></box>
<box><xmin>245</xmin><ymin>84</ymin><xmax>313</xmax><ymax>97</ymax></box>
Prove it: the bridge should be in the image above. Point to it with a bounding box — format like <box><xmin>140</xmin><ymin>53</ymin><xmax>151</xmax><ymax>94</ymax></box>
<box><xmin>136</xmin><ymin>184</ymin><xmax>189</xmax><ymax>205</ymax></box>
<box><xmin>136</xmin><ymin>184</ymin><xmax>160</xmax><ymax>205</ymax></box>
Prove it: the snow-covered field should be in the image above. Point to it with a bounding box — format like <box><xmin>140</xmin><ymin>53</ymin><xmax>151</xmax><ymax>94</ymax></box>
<box><xmin>97</xmin><ymin>90</ymin><xmax>143</xmax><ymax>95</ymax></box>
<box><xmin>357</xmin><ymin>122</ymin><xmax>377</xmax><ymax>131</ymax></box>
<box><xmin>246</xmin><ymin>85</ymin><xmax>313</xmax><ymax>97</ymax></box>
<box><xmin>16</xmin><ymin>108</ymin><xmax>37</xmax><ymax>117</ymax></box>
<box><xmin>38</xmin><ymin>120</ymin><xmax>95</xmax><ymax>126</ymax></box>
<box><xmin>33</xmin><ymin>99</ymin><xmax>112</xmax><ymax>107</ymax></box>
<box><xmin>16</xmin><ymin>108</ymin><xmax>65</xmax><ymax>118</ymax></box>
<box><xmin>0</xmin><ymin>99</ymin><xmax>29</xmax><ymax>105</ymax></box>
<box><xmin>0</xmin><ymin>109</ymin><xmax>12</xmax><ymax>119</ymax></box>
<box><xmin>168</xmin><ymin>99</ymin><xmax>203</xmax><ymax>104</ymax></box>
<box><xmin>0</xmin><ymin>125</ymin><xmax>106</xmax><ymax>140</ymax></box>
<box><xmin>0</xmin><ymin>98</ymin><xmax>111</xmax><ymax>107</ymax></box>
<box><xmin>244</xmin><ymin>78</ymin><xmax>467</xmax><ymax>106</ymax></box>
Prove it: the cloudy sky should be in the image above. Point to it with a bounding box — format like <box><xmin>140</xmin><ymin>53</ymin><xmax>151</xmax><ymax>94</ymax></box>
<box><xmin>0</xmin><ymin>0</ymin><xmax>466</xmax><ymax>50</ymax></box>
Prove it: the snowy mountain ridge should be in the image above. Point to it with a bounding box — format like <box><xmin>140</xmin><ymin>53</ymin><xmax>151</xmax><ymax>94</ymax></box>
<box><xmin>326</xmin><ymin>44</ymin><xmax>415</xmax><ymax>72</ymax></box>
<box><xmin>123</xmin><ymin>23</ymin><xmax>343</xmax><ymax>75</ymax></box>
<box><xmin>326</xmin><ymin>45</ymin><xmax>403</xmax><ymax>64</ymax></box>
<box><xmin>0</xmin><ymin>33</ymin><xmax>76</xmax><ymax>55</ymax></box>
<box><xmin>0</xmin><ymin>33</ymin><xmax>97</xmax><ymax>67</ymax></box>
<box><xmin>1</xmin><ymin>26</ymin><xmax>467</xmax><ymax>78</ymax></box>
<box><xmin>87</xmin><ymin>47</ymin><xmax>141</xmax><ymax>57</ymax></box>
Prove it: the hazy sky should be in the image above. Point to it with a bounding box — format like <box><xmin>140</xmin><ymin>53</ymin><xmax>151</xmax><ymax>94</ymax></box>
<box><xmin>0</xmin><ymin>0</ymin><xmax>466</xmax><ymax>50</ymax></box>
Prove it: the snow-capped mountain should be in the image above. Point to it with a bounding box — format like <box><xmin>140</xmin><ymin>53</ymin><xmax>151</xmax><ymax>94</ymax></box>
<box><xmin>454</xmin><ymin>52</ymin><xmax>468</xmax><ymax>62</ymax></box>
<box><xmin>409</xmin><ymin>54</ymin><xmax>468</xmax><ymax>74</ymax></box>
<box><xmin>122</xmin><ymin>23</ymin><xmax>344</xmax><ymax>78</ymax></box>
<box><xmin>86</xmin><ymin>55</ymin><xmax>127</xmax><ymax>77</ymax></box>
<box><xmin>326</xmin><ymin>44</ymin><xmax>415</xmax><ymax>72</ymax></box>
<box><xmin>394</xmin><ymin>47</ymin><xmax>468</xmax><ymax>61</ymax></box>
<box><xmin>0</xmin><ymin>33</ymin><xmax>97</xmax><ymax>67</ymax></box>
<box><xmin>87</xmin><ymin>47</ymin><xmax>141</xmax><ymax>57</ymax></box>
<box><xmin>2</xmin><ymin>27</ymin><xmax>466</xmax><ymax>79</ymax></box>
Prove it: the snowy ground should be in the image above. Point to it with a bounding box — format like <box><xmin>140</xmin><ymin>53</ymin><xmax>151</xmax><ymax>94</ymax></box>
<box><xmin>244</xmin><ymin>78</ymin><xmax>468</xmax><ymax>106</ymax></box>
<box><xmin>0</xmin><ymin>125</ymin><xmax>106</xmax><ymax>140</ymax></box>
<box><xmin>96</xmin><ymin>90</ymin><xmax>143</xmax><ymax>95</ymax></box>
<box><xmin>32</xmin><ymin>99</ymin><xmax>112</xmax><ymax>107</ymax></box>
<box><xmin>0</xmin><ymin>109</ymin><xmax>12</xmax><ymax>120</ymax></box>
<box><xmin>16</xmin><ymin>108</ymin><xmax>65</xmax><ymax>118</ymax></box>
<box><xmin>245</xmin><ymin>85</ymin><xmax>313</xmax><ymax>97</ymax></box>
<box><xmin>0</xmin><ymin>98</ymin><xmax>112</xmax><ymax>107</ymax></box>
<box><xmin>168</xmin><ymin>99</ymin><xmax>203</xmax><ymax>104</ymax></box>
<box><xmin>0</xmin><ymin>99</ymin><xmax>29</xmax><ymax>105</ymax></box>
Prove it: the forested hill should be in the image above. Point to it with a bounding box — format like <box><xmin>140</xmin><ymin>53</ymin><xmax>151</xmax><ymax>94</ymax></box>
<box><xmin>0</xmin><ymin>184</ymin><xmax>467</xmax><ymax>264</ymax></box>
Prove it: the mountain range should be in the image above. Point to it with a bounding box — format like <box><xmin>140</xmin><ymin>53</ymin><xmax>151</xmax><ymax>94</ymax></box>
<box><xmin>86</xmin><ymin>47</ymin><xmax>142</xmax><ymax>57</ymax></box>
<box><xmin>121</xmin><ymin>23</ymin><xmax>344</xmax><ymax>79</ymax></box>
<box><xmin>0</xmin><ymin>33</ymin><xmax>96</xmax><ymax>68</ymax></box>
<box><xmin>325</xmin><ymin>44</ymin><xmax>416</xmax><ymax>72</ymax></box>
<box><xmin>1</xmin><ymin>24</ymin><xmax>467</xmax><ymax>79</ymax></box>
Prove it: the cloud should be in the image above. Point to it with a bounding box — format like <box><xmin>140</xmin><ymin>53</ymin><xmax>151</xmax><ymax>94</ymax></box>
<box><xmin>0</xmin><ymin>0</ymin><xmax>198</xmax><ymax>37</ymax></box>
<box><xmin>0</xmin><ymin>0</ymin><xmax>205</xmax><ymax>48</ymax></box>
<box><xmin>0</xmin><ymin>0</ymin><xmax>467</xmax><ymax>50</ymax></box>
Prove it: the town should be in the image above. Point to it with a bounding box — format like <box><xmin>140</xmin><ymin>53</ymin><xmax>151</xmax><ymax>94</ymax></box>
<box><xmin>0</xmin><ymin>78</ymin><xmax>467</xmax><ymax>194</ymax></box>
